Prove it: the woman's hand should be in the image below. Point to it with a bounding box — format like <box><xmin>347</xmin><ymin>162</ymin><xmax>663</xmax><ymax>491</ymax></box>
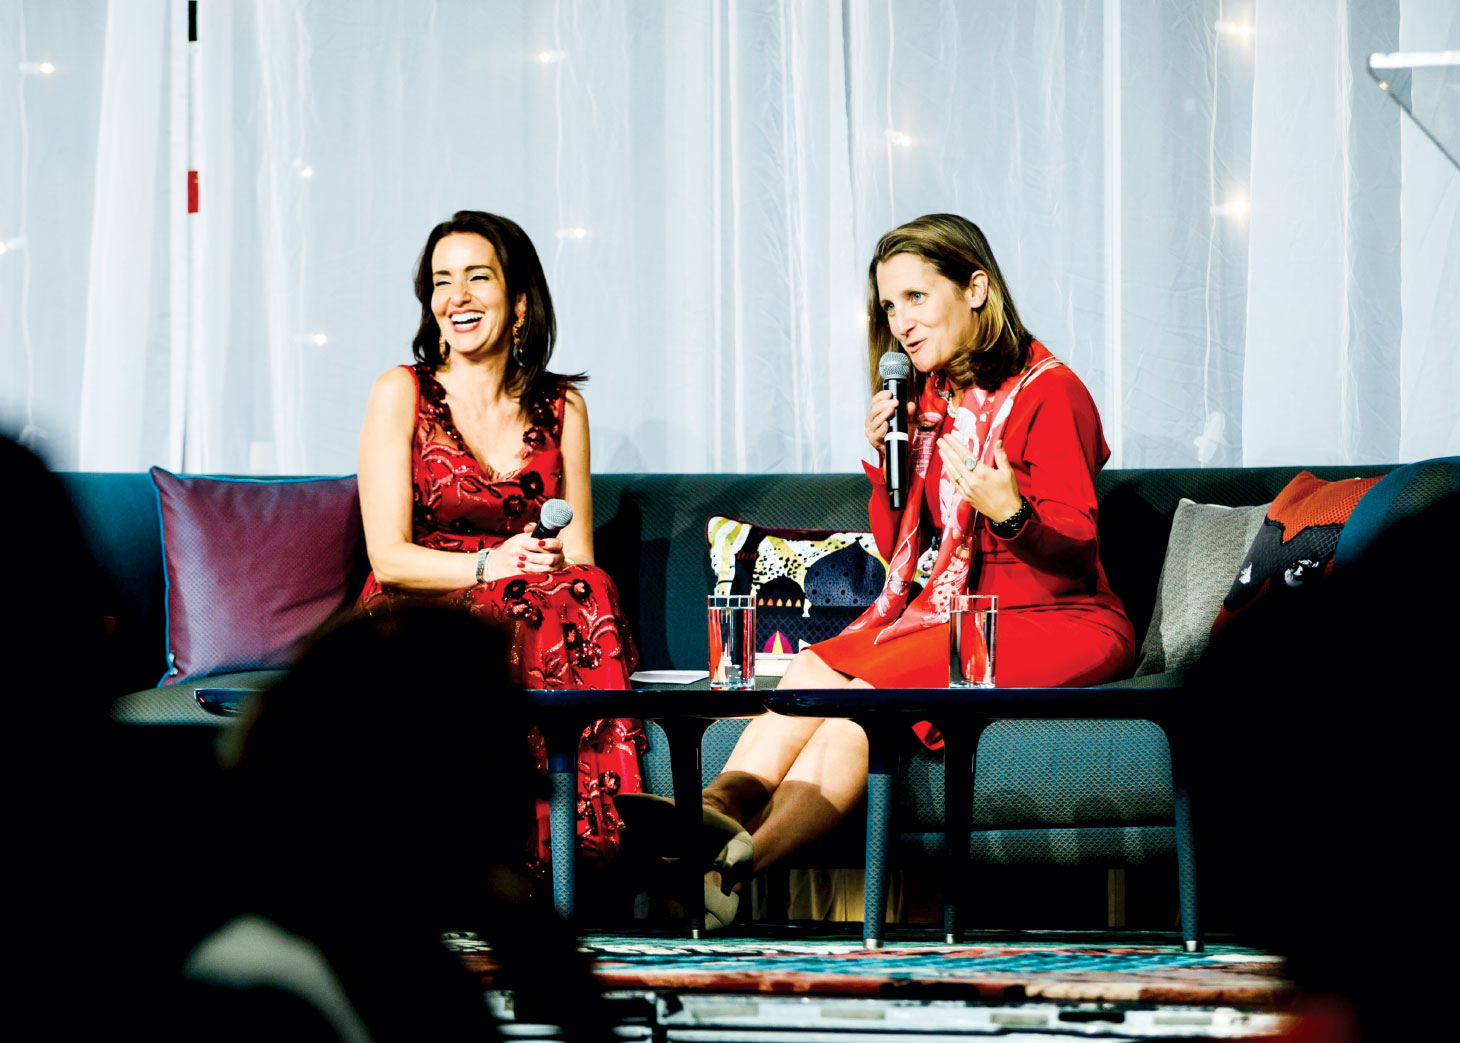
<box><xmin>937</xmin><ymin>437</ymin><xmax>1024</xmax><ymax>523</ymax></box>
<box><xmin>485</xmin><ymin>525</ymin><xmax>567</xmax><ymax>580</ymax></box>
<box><xmin>865</xmin><ymin>390</ymin><xmax>916</xmax><ymax>455</ymax></box>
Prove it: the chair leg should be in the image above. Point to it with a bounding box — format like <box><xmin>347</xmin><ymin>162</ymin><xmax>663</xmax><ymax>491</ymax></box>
<box><xmin>1172</xmin><ymin>782</ymin><xmax>1202</xmax><ymax>952</ymax></box>
<box><xmin>862</xmin><ymin>725</ymin><xmax>894</xmax><ymax>949</ymax></box>
<box><xmin>547</xmin><ymin>750</ymin><xmax>577</xmax><ymax>921</ymax></box>
<box><xmin>1164</xmin><ymin>722</ymin><xmax>1203</xmax><ymax>953</ymax></box>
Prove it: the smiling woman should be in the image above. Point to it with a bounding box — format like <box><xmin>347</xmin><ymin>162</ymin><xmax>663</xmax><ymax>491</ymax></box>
<box><xmin>353</xmin><ymin>210</ymin><xmax>645</xmax><ymax>881</ymax></box>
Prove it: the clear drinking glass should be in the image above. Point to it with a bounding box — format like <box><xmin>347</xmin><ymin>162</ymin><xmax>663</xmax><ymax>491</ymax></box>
<box><xmin>949</xmin><ymin>594</ymin><xmax>997</xmax><ymax>688</ymax></box>
<box><xmin>708</xmin><ymin>594</ymin><xmax>756</xmax><ymax>690</ymax></box>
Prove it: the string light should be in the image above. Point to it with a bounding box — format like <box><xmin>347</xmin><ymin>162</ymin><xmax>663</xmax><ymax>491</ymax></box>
<box><xmin>0</xmin><ymin>237</ymin><xmax>26</xmax><ymax>256</ymax></box>
<box><xmin>537</xmin><ymin>50</ymin><xmax>565</xmax><ymax>64</ymax></box>
<box><xmin>18</xmin><ymin>61</ymin><xmax>54</xmax><ymax>75</ymax></box>
<box><xmin>312</xmin><ymin>333</ymin><xmax>328</xmax><ymax>346</ymax></box>
<box><xmin>555</xmin><ymin>226</ymin><xmax>588</xmax><ymax>240</ymax></box>
<box><xmin>885</xmin><ymin>129</ymin><xmax>913</xmax><ymax>149</ymax></box>
<box><xmin>1214</xmin><ymin>21</ymin><xmax>1254</xmax><ymax>38</ymax></box>
<box><xmin>1210</xmin><ymin>197</ymin><xmax>1249</xmax><ymax>218</ymax></box>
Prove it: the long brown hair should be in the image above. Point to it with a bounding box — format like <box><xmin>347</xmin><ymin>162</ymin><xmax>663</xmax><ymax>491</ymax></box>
<box><xmin>865</xmin><ymin>214</ymin><xmax>1032</xmax><ymax>401</ymax></box>
<box><xmin>411</xmin><ymin>211</ymin><xmax>585</xmax><ymax>407</ymax></box>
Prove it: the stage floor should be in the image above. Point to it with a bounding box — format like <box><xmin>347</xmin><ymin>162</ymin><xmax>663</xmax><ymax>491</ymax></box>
<box><xmin>450</xmin><ymin>927</ymin><xmax>1296</xmax><ymax>1040</ymax></box>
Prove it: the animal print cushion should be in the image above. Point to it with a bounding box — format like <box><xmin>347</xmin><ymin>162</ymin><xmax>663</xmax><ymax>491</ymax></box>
<box><xmin>707</xmin><ymin>516</ymin><xmax>921</xmax><ymax>651</ymax></box>
<box><xmin>1210</xmin><ymin>471</ymin><xmax>1381</xmax><ymax>640</ymax></box>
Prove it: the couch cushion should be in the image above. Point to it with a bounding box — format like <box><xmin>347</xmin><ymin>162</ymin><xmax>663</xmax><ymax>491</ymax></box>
<box><xmin>1134</xmin><ymin>499</ymin><xmax>1269</xmax><ymax>676</ymax></box>
<box><xmin>1210</xmin><ymin>471</ymin><xmax>1380</xmax><ymax>640</ymax></box>
<box><xmin>152</xmin><ymin>468</ymin><xmax>362</xmax><ymax>685</ymax></box>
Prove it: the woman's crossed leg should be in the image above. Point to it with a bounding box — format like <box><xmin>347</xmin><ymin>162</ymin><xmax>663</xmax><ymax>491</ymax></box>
<box><xmin>702</xmin><ymin>649</ymin><xmax>871</xmax><ymax>874</ymax></box>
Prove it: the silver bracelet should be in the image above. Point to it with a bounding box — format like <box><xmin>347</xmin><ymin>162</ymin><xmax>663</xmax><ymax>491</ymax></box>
<box><xmin>475</xmin><ymin>546</ymin><xmax>492</xmax><ymax>583</ymax></box>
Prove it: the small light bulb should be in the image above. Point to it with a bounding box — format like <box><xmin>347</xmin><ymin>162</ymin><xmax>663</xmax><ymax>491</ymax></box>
<box><xmin>573</xmin><ymin>226</ymin><xmax>587</xmax><ymax>239</ymax></box>
<box><xmin>40</xmin><ymin>61</ymin><xmax>55</xmax><ymax>74</ymax></box>
<box><xmin>312</xmin><ymin>333</ymin><xmax>328</xmax><ymax>346</ymax></box>
<box><xmin>299</xmin><ymin>166</ymin><xmax>314</xmax><ymax>178</ymax></box>
<box><xmin>18</xmin><ymin>60</ymin><xmax>55</xmax><ymax>75</ymax></box>
<box><xmin>885</xmin><ymin>128</ymin><xmax>913</xmax><ymax>149</ymax></box>
<box><xmin>538</xmin><ymin>50</ymin><xmax>564</xmax><ymax>63</ymax></box>
<box><xmin>1378</xmin><ymin>80</ymin><xmax>1389</xmax><ymax>91</ymax></box>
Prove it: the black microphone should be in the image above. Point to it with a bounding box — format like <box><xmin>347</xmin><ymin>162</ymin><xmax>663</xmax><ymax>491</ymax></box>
<box><xmin>531</xmin><ymin>498</ymin><xmax>574</xmax><ymax>539</ymax></box>
<box><xmin>878</xmin><ymin>351</ymin><xmax>911</xmax><ymax>510</ymax></box>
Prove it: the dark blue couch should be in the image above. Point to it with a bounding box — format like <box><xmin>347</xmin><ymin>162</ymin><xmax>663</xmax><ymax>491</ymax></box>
<box><xmin>65</xmin><ymin>465</ymin><xmax>1402</xmax><ymax>937</ymax></box>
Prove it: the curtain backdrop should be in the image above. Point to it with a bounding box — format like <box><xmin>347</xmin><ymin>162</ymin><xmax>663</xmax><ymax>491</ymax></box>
<box><xmin>2</xmin><ymin>0</ymin><xmax>1456</xmax><ymax>475</ymax></box>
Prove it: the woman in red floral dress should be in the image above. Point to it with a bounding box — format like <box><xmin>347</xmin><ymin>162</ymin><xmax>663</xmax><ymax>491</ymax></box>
<box><xmin>356</xmin><ymin>210</ymin><xmax>644</xmax><ymax>876</ymax></box>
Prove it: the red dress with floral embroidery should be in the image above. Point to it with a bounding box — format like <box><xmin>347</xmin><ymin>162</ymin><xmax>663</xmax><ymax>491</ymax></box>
<box><xmin>358</xmin><ymin>364</ymin><xmax>644</xmax><ymax>873</ymax></box>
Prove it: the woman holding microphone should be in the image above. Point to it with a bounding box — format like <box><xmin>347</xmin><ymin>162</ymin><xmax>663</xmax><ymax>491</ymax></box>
<box><xmin>684</xmin><ymin>213</ymin><xmax>1135</xmax><ymax>927</ymax></box>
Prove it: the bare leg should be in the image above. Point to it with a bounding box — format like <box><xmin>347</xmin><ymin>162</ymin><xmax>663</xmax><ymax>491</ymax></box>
<box><xmin>701</xmin><ymin>649</ymin><xmax>872</xmax><ymax>872</ymax></box>
<box><xmin>743</xmin><ymin>713</ymin><xmax>869</xmax><ymax>871</ymax></box>
<box><xmin>701</xmin><ymin>649</ymin><xmax>854</xmax><ymax>822</ymax></box>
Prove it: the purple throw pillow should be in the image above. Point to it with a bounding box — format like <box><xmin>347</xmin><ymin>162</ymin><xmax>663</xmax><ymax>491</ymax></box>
<box><xmin>151</xmin><ymin>467</ymin><xmax>362</xmax><ymax>685</ymax></box>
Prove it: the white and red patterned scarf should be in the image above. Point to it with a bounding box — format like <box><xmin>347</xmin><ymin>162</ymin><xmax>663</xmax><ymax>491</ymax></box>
<box><xmin>845</xmin><ymin>341</ymin><xmax>1063</xmax><ymax>644</ymax></box>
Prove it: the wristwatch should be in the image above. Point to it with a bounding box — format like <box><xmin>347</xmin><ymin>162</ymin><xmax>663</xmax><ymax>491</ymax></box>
<box><xmin>988</xmin><ymin>497</ymin><xmax>1031</xmax><ymax>538</ymax></box>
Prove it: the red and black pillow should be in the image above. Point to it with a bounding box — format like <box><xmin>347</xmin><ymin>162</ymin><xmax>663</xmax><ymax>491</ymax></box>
<box><xmin>1210</xmin><ymin>471</ymin><xmax>1380</xmax><ymax>640</ymax></box>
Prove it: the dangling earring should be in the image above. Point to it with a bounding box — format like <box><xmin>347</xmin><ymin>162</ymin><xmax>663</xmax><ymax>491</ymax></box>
<box><xmin>439</xmin><ymin>333</ymin><xmax>449</xmax><ymax>360</ymax></box>
<box><xmin>511</xmin><ymin>317</ymin><xmax>525</xmax><ymax>368</ymax></box>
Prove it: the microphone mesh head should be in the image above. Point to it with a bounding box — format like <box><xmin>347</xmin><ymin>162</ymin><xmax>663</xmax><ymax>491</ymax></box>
<box><xmin>539</xmin><ymin>498</ymin><xmax>574</xmax><ymax>531</ymax></box>
<box><xmin>878</xmin><ymin>351</ymin><xmax>911</xmax><ymax>381</ymax></box>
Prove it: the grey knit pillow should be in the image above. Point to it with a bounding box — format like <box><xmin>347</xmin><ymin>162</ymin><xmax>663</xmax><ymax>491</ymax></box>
<box><xmin>1135</xmin><ymin>498</ymin><xmax>1271</xmax><ymax>676</ymax></box>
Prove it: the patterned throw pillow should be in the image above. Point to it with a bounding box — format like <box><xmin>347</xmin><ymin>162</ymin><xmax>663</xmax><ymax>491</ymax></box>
<box><xmin>1210</xmin><ymin>471</ymin><xmax>1380</xmax><ymax>640</ymax></box>
<box><xmin>707</xmin><ymin>516</ymin><xmax>911</xmax><ymax>651</ymax></box>
<box><xmin>152</xmin><ymin>467</ymin><xmax>363</xmax><ymax>685</ymax></box>
<box><xmin>1134</xmin><ymin>498</ymin><xmax>1271</xmax><ymax>676</ymax></box>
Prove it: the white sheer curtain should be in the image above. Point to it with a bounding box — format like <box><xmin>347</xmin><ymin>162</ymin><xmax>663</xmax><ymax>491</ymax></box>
<box><xmin>2</xmin><ymin>0</ymin><xmax>1456</xmax><ymax>475</ymax></box>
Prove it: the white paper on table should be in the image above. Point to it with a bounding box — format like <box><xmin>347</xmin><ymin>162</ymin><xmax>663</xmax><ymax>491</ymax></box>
<box><xmin>629</xmin><ymin>669</ymin><xmax>710</xmax><ymax>684</ymax></box>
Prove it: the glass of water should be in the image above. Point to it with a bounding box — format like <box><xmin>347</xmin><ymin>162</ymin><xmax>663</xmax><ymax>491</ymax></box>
<box><xmin>949</xmin><ymin>594</ymin><xmax>997</xmax><ymax>688</ymax></box>
<box><xmin>708</xmin><ymin>594</ymin><xmax>756</xmax><ymax>690</ymax></box>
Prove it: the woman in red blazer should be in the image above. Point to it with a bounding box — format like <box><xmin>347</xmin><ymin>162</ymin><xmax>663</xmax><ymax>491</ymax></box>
<box><xmin>653</xmin><ymin>214</ymin><xmax>1133</xmax><ymax>927</ymax></box>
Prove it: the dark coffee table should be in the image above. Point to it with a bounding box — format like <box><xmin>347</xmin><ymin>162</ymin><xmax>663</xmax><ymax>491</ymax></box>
<box><xmin>526</xmin><ymin>680</ymin><xmax>772</xmax><ymax>937</ymax></box>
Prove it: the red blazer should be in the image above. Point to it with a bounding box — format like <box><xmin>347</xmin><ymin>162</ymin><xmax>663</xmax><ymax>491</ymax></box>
<box><xmin>862</xmin><ymin>362</ymin><xmax>1128</xmax><ymax>622</ymax></box>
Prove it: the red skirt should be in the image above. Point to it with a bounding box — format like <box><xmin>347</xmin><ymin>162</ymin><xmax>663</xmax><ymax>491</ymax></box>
<box><xmin>811</xmin><ymin>607</ymin><xmax>1136</xmax><ymax>748</ymax></box>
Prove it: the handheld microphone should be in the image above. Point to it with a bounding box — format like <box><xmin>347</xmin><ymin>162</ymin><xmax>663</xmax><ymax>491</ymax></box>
<box><xmin>531</xmin><ymin>498</ymin><xmax>574</xmax><ymax>539</ymax></box>
<box><xmin>878</xmin><ymin>351</ymin><xmax>911</xmax><ymax>511</ymax></box>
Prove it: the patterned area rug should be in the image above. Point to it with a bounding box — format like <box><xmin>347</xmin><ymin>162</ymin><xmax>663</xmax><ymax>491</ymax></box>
<box><xmin>448</xmin><ymin>933</ymin><xmax>1291</xmax><ymax>1007</ymax></box>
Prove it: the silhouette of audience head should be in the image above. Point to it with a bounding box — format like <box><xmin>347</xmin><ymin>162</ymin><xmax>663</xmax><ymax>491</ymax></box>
<box><xmin>199</xmin><ymin>604</ymin><xmax>614</xmax><ymax>1041</ymax></box>
<box><xmin>1189</xmin><ymin>489</ymin><xmax>1458</xmax><ymax>1040</ymax></box>
<box><xmin>230</xmin><ymin>604</ymin><xmax>545</xmax><ymax>929</ymax></box>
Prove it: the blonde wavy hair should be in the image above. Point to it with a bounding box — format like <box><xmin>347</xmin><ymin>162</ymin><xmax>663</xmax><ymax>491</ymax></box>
<box><xmin>865</xmin><ymin>214</ymin><xmax>1032</xmax><ymax>403</ymax></box>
